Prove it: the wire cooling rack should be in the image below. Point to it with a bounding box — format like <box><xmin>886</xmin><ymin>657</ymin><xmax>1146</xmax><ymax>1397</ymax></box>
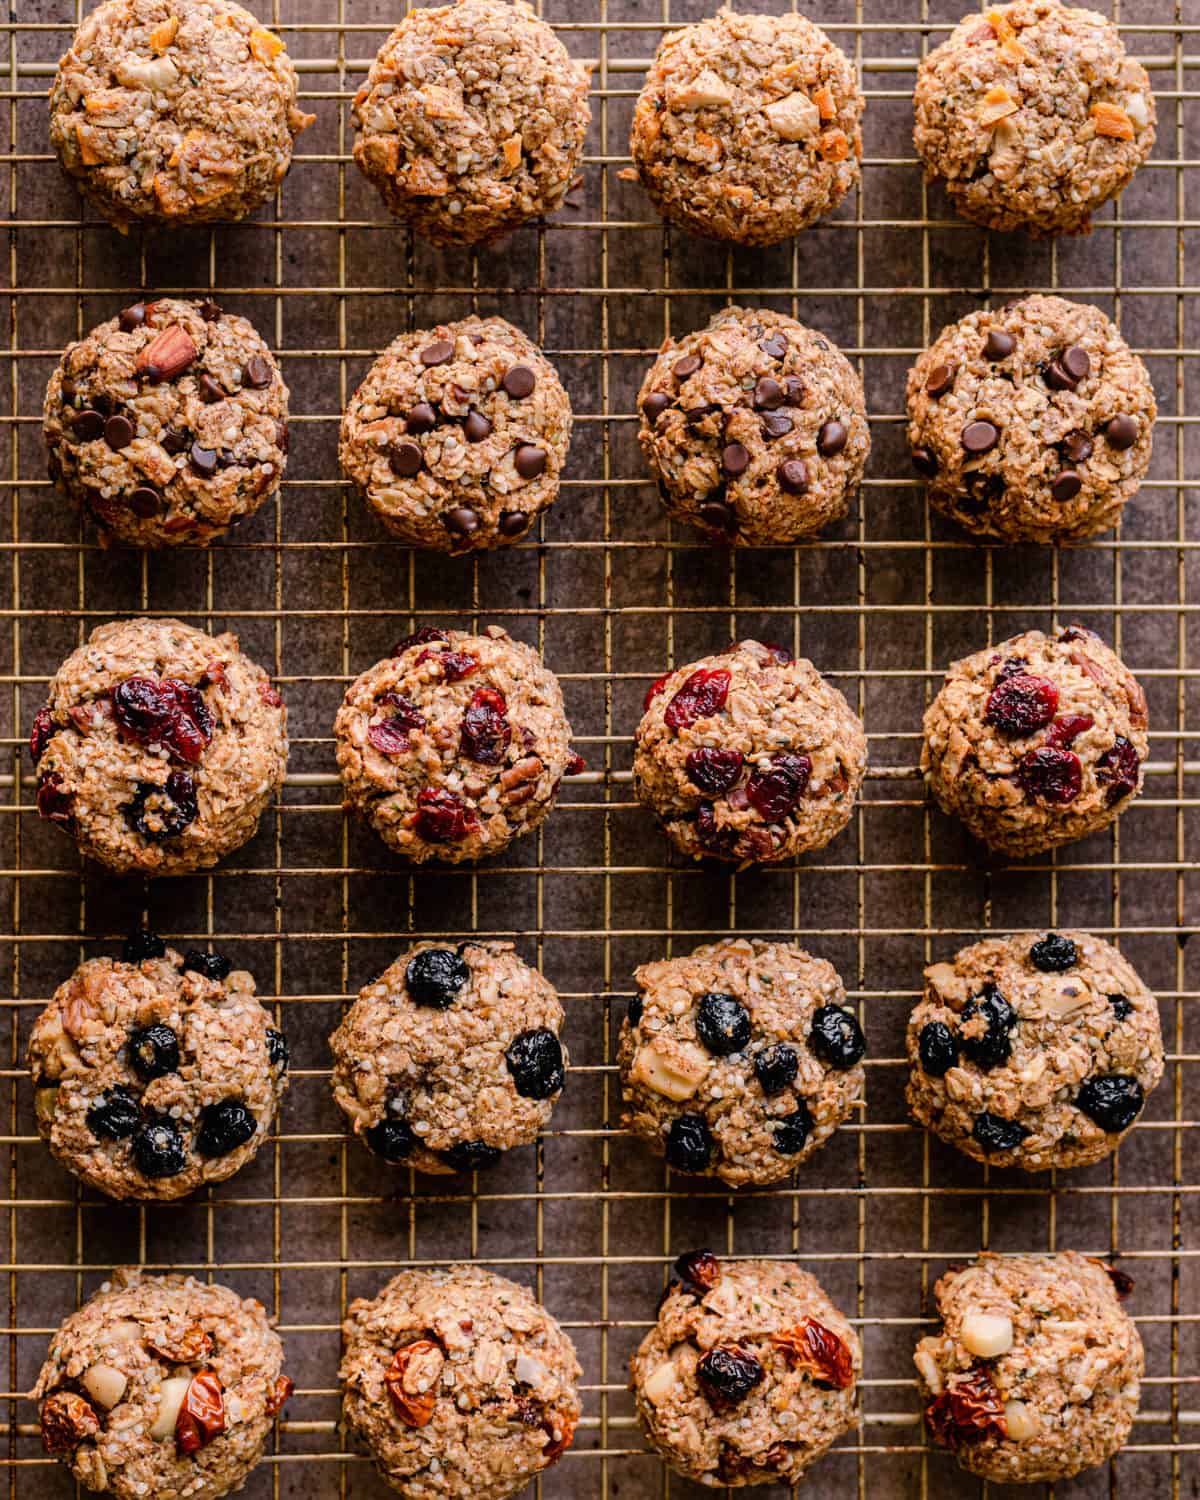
<box><xmin>4</xmin><ymin>0</ymin><xmax>1199</xmax><ymax>1495</ymax></box>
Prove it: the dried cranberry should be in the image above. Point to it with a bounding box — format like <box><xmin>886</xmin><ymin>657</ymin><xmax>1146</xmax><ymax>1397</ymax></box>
<box><xmin>673</xmin><ymin>1249</ymin><xmax>721</xmax><ymax>1295</ymax></box>
<box><xmin>760</xmin><ymin>641</ymin><xmax>793</xmax><ymax>664</ymax></box>
<box><xmin>393</xmin><ymin>626</ymin><xmax>448</xmax><ymax>655</ymax></box>
<box><xmin>985</xmin><ymin>673</ymin><xmax>1059</xmax><ymax>736</ymax></box>
<box><xmin>416</xmin><ymin>648</ymin><xmax>477</xmax><ymax>682</ymax></box>
<box><xmin>643</xmin><ymin>673</ymin><xmax>671</xmax><ymax>711</ymax></box>
<box><xmin>1097</xmin><ymin>735</ymin><xmax>1140</xmax><ymax>805</ymax></box>
<box><xmin>746</xmin><ymin>754</ymin><xmax>811</xmax><ymax>821</ymax></box>
<box><xmin>694</xmin><ymin>802</ymin><xmax>738</xmax><ymax>857</ymax></box>
<box><xmin>565</xmin><ymin>753</ymin><xmax>586</xmax><ymax>776</ymax></box>
<box><xmin>460</xmin><ymin>686</ymin><xmax>512</xmax><ymax>765</ymax></box>
<box><xmin>29</xmin><ymin>706</ymin><xmax>55</xmax><ymax>763</ymax></box>
<box><xmin>1017</xmin><ymin>746</ymin><xmax>1082</xmax><ymax>804</ymax></box>
<box><xmin>1104</xmin><ymin>1264</ymin><xmax>1135</xmax><ymax>1300</ymax></box>
<box><xmin>367</xmin><ymin>693</ymin><xmax>425</xmax><ymax>755</ymax></box>
<box><xmin>1045</xmin><ymin>713</ymin><xmax>1094</xmax><ymax>749</ymax></box>
<box><xmin>36</xmin><ymin>771</ymin><xmax>74</xmax><ymax>830</ymax></box>
<box><xmin>664</xmin><ymin>669</ymin><xmax>730</xmax><ymax>730</ymax></box>
<box><xmin>123</xmin><ymin>770</ymin><xmax>198</xmax><ymax>840</ymax></box>
<box><xmin>412</xmin><ymin>787</ymin><xmax>477</xmax><ymax>844</ymax></box>
<box><xmin>685</xmin><ymin>748</ymin><xmax>744</xmax><ymax>795</ymax></box>
<box><xmin>111</xmin><ymin>676</ymin><xmax>213</xmax><ymax>764</ymax></box>
<box><xmin>696</xmin><ymin>1345</ymin><xmax>765</xmax><ymax>1409</ymax></box>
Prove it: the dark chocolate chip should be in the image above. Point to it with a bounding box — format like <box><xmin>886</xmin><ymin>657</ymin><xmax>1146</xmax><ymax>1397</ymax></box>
<box><xmin>721</xmin><ymin>442</ymin><xmax>750</xmax><ymax>477</ymax></box>
<box><xmin>198</xmin><ymin>373</ymin><xmax>224</xmax><ymax>404</ymax></box>
<box><xmin>1063</xmin><ymin>429</ymin><xmax>1094</xmax><ymax>464</ymax></box>
<box><xmin>198</xmin><ymin>298</ymin><xmax>222</xmax><ymax>322</ymax></box>
<box><xmin>672</xmin><ymin>354</ymin><xmax>702</xmax><ymax>380</ymax></box>
<box><xmin>984</xmin><ymin>329</ymin><xmax>1014</xmax><ymax>360</ymax></box>
<box><xmin>514</xmin><ymin>445</ymin><xmax>546</xmax><ymax>480</ymax></box>
<box><xmin>753</xmin><ymin>377</ymin><xmax>785</xmax><ymax>411</ymax></box>
<box><xmin>442</xmin><ymin>506</ymin><xmax>479</xmax><ymax>536</ymax></box>
<box><xmin>817</xmin><ymin>419</ymin><xmax>848</xmax><ymax>457</ymax></box>
<box><xmin>1051</xmin><ymin>470</ymin><xmax>1083</xmax><ymax>502</ymax></box>
<box><xmin>961</xmin><ymin>419</ymin><xmax>999</xmax><ymax>454</ymax></box>
<box><xmin>1044</xmin><ymin>359</ymin><xmax>1076</xmax><ymax>392</ymax></box>
<box><xmin>72</xmin><ymin>409</ymin><xmax>104</xmax><ymax>442</ymax></box>
<box><xmin>1062</xmin><ymin>345</ymin><xmax>1090</xmax><ymax>381</ymax></box>
<box><xmin>420</xmin><ymin>339</ymin><xmax>454</xmax><ymax>366</ymax></box>
<box><xmin>911</xmin><ymin>446</ymin><xmax>938</xmax><ymax>478</ymax></box>
<box><xmin>389</xmin><ymin>441</ymin><xmax>424</xmax><ymax>477</ymax></box>
<box><xmin>759</xmin><ymin>333</ymin><xmax>788</xmax><ymax>359</ymax></box>
<box><xmin>925</xmin><ymin>363</ymin><xmax>956</xmax><ymax>398</ymax></box>
<box><xmin>118</xmin><ymin>302</ymin><xmax>146</xmax><ymax>333</ymax></box>
<box><xmin>698</xmin><ymin>498</ymin><xmax>735</xmax><ymax>531</ymax></box>
<box><xmin>783</xmin><ymin>377</ymin><xmax>806</xmax><ymax>406</ymax></box>
<box><xmin>161</xmin><ymin>425</ymin><xmax>189</xmax><ymax>455</ymax></box>
<box><xmin>129</xmin><ymin>487</ymin><xmax>160</xmax><ymax>517</ymax></box>
<box><xmin>104</xmin><ymin>414</ymin><xmax>134</xmax><ymax>450</ymax></box>
<box><xmin>464</xmin><ymin>409</ymin><xmax>492</xmax><ymax>443</ymax></box>
<box><xmin>642</xmin><ymin>391</ymin><xmax>671</xmax><ymax>424</ymax></box>
<box><xmin>777</xmin><ymin>459</ymin><xmax>809</xmax><ymax>495</ymax></box>
<box><xmin>502</xmin><ymin>365</ymin><xmax>536</xmax><ymax>399</ymax></box>
<box><xmin>189</xmin><ymin>443</ymin><xmax>218</xmax><ymax>477</ymax></box>
<box><xmin>405</xmin><ymin>402</ymin><xmax>437</xmax><ymax>434</ymax></box>
<box><xmin>1106</xmin><ymin>414</ymin><xmax>1139</xmax><ymax>450</ymax></box>
<box><xmin>274</xmin><ymin>419</ymin><xmax>289</xmax><ymax>453</ymax></box>
<box><xmin>499</xmin><ymin>509</ymin><xmax>529</xmax><ymax>536</ymax></box>
<box><xmin>761</xmin><ymin>411</ymin><xmax>793</xmax><ymax>439</ymax></box>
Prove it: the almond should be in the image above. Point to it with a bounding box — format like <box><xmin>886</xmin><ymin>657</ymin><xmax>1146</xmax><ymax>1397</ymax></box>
<box><xmin>136</xmin><ymin>325</ymin><xmax>198</xmax><ymax>383</ymax></box>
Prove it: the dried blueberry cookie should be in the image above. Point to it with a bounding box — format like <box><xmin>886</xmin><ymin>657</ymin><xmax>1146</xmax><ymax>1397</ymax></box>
<box><xmin>335</xmin><ymin>626</ymin><xmax>582</xmax><ymax>864</ymax></box>
<box><xmin>630</xmin><ymin>10</ymin><xmax>864</xmax><ymax>246</ymax></box>
<box><xmin>913</xmin><ymin>1</ymin><xmax>1155</xmax><ymax>237</ymax></box>
<box><xmin>634</xmin><ymin>639</ymin><xmax>865</xmax><ymax>865</ymax></box>
<box><xmin>907</xmin><ymin>295</ymin><xmax>1155</xmax><ymax>543</ymax></box>
<box><xmin>618</xmin><ymin>939</ymin><xmax>864</xmax><ymax>1187</ymax></box>
<box><xmin>339</xmin><ymin>316</ymin><xmax>572</xmax><ymax>551</ymax></box>
<box><xmin>49</xmin><ymin>0</ymin><xmax>313</xmax><ymax>231</ymax></box>
<box><xmin>27</xmin><ymin>933</ymin><xmax>288</xmax><ymax>1201</ymax></box>
<box><xmin>34</xmin><ymin>1267</ymin><xmax>291</xmax><ymax>1500</ymax></box>
<box><xmin>914</xmin><ymin>1252</ymin><xmax>1142</xmax><ymax>1483</ymax></box>
<box><xmin>631</xmin><ymin>1254</ymin><xmax>859</xmax><ymax>1486</ymax></box>
<box><xmin>351</xmin><ymin>0</ymin><xmax>590</xmax><ymax>245</ymax></box>
<box><xmin>329</xmin><ymin>940</ymin><xmax>566</xmax><ymax>1175</ymax></box>
<box><xmin>340</xmin><ymin>1266</ymin><xmax>580</xmax><ymax>1500</ymax></box>
<box><xmin>907</xmin><ymin>931</ymin><xmax>1162</xmax><ymax>1171</ymax></box>
<box><xmin>638</xmin><ymin>307</ymin><xmax>869</xmax><ymax>546</ymax></box>
<box><xmin>31</xmin><ymin>617</ymin><xmax>288</xmax><ymax>875</ymax></box>
<box><xmin>45</xmin><ymin>296</ymin><xmax>290</xmax><ymax>547</ymax></box>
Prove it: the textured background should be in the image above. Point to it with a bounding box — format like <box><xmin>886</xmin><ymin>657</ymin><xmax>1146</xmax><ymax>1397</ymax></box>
<box><xmin>4</xmin><ymin>0</ymin><xmax>1199</xmax><ymax>1495</ymax></box>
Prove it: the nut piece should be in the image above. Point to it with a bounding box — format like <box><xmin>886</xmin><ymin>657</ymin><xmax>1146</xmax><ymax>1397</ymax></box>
<box><xmin>135</xmin><ymin>325</ymin><xmax>198</xmax><ymax>383</ymax></box>
<box><xmin>1003</xmin><ymin>1398</ymin><xmax>1040</xmax><ymax>1441</ymax></box>
<box><xmin>642</xmin><ymin>1359</ymin><xmax>680</xmax><ymax>1405</ymax></box>
<box><xmin>960</xmin><ymin>1311</ymin><xmax>1014</xmax><ymax>1359</ymax></box>
<box><xmin>384</xmin><ymin>1339</ymin><xmax>443</xmax><ymax>1427</ymax></box>
<box><xmin>114</xmin><ymin>54</ymin><xmax>179</xmax><ymax>91</ymax></box>
<box><xmin>764</xmin><ymin>91</ymin><xmax>821</xmax><ymax>142</ymax></box>
<box><xmin>82</xmin><ymin>1362</ymin><xmax>128</xmax><ymax>1410</ymax></box>
<box><xmin>40</xmin><ymin>1390</ymin><xmax>100</xmax><ymax>1453</ymax></box>
<box><xmin>150</xmin><ymin>1375</ymin><xmax>192</xmax><ymax>1440</ymax></box>
<box><xmin>666</xmin><ymin>68</ymin><xmax>733</xmax><ymax>111</ymax></box>
<box><xmin>630</xmin><ymin>1038</ymin><xmax>711</xmax><ymax>1101</ymax></box>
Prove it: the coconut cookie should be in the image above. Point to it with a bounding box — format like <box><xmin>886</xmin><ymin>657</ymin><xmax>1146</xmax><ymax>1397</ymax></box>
<box><xmin>340</xmin><ymin>316</ymin><xmax>572</xmax><ymax>551</ymax></box>
<box><xmin>907</xmin><ymin>931</ymin><xmax>1161</xmax><ymax>1171</ymax></box>
<box><xmin>340</xmin><ymin>1266</ymin><xmax>580</xmax><ymax>1500</ymax></box>
<box><xmin>45</xmin><ymin>297</ymin><xmax>289</xmax><ymax>547</ymax></box>
<box><xmin>49</xmin><ymin>0</ymin><xmax>313</xmax><ymax>231</ymax></box>
<box><xmin>630</xmin><ymin>10</ymin><xmax>863</xmax><ymax>246</ymax></box>
<box><xmin>31</xmin><ymin>617</ymin><xmax>288</xmax><ymax>875</ymax></box>
<box><xmin>923</xmin><ymin>626</ymin><xmax>1147</xmax><ymax>856</ymax></box>
<box><xmin>618</xmin><ymin>939</ymin><xmax>864</xmax><ymax>1187</ymax></box>
<box><xmin>335</xmin><ymin>626</ymin><xmax>581</xmax><ymax>865</ymax></box>
<box><xmin>28</xmin><ymin>933</ymin><xmax>288</xmax><ymax>1201</ymax></box>
<box><xmin>351</xmin><ymin>0</ymin><xmax>590</xmax><ymax>245</ymax></box>
<box><xmin>34</xmin><ymin>1268</ymin><xmax>290</xmax><ymax>1500</ymax></box>
<box><xmin>634</xmin><ymin>639</ymin><xmax>865</xmax><ymax>865</ymax></box>
<box><xmin>638</xmin><ymin>307</ymin><xmax>869</xmax><ymax>546</ymax></box>
<box><xmin>330</xmin><ymin>941</ymin><xmax>566</xmax><ymax>1175</ymax></box>
<box><xmin>914</xmin><ymin>1252</ymin><xmax>1142</xmax><ymax>1483</ymax></box>
<box><xmin>908</xmin><ymin>295</ymin><xmax>1155</xmax><ymax>543</ymax></box>
<box><xmin>632</xmin><ymin>1255</ymin><xmax>859</xmax><ymax>1486</ymax></box>
<box><xmin>913</xmin><ymin>1</ymin><xmax>1154</xmax><ymax>237</ymax></box>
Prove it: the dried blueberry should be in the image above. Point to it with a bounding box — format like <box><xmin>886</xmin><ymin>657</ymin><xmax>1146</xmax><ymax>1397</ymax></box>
<box><xmin>694</xmin><ymin>992</ymin><xmax>751</xmax><ymax>1056</ymax></box>
<box><xmin>123</xmin><ymin>771</ymin><xmax>198</xmax><ymax>840</ymax></box>
<box><xmin>366</xmin><ymin>1116</ymin><xmax>416</xmax><ymax>1162</ymax></box>
<box><xmin>266</xmin><ymin>1028</ymin><xmax>289</xmax><ymax>1071</ymax></box>
<box><xmin>406</xmin><ymin>948</ymin><xmax>470</xmax><ymax>1009</ymax></box>
<box><xmin>1110</xmin><ymin>995</ymin><xmax>1134</xmax><ymax>1021</ymax></box>
<box><xmin>196</xmin><ymin>1098</ymin><xmax>257</xmax><ymax>1157</ymax></box>
<box><xmin>132</xmin><ymin>1119</ymin><xmax>187</xmax><ymax>1178</ymax></box>
<box><xmin>809</xmin><ymin>1004</ymin><xmax>866</xmax><ymax>1070</ymax></box>
<box><xmin>918</xmin><ymin>1021</ymin><xmax>958</xmax><ymax>1078</ymax></box>
<box><xmin>121</xmin><ymin>930</ymin><xmax>166</xmax><ymax>964</ymax></box>
<box><xmin>1076</xmin><ymin>1075</ymin><xmax>1144</xmax><ymax>1133</ymax></box>
<box><xmin>971</xmin><ymin>1112</ymin><xmax>1030</xmax><ymax>1154</ymax></box>
<box><xmin>753</xmin><ymin>1043</ymin><xmax>798</xmax><ymax>1096</ymax></box>
<box><xmin>1029</xmin><ymin>933</ymin><xmax>1078</xmax><ymax>972</ymax></box>
<box><xmin>441</xmin><ymin>1140</ymin><xmax>503</xmax><ymax>1172</ymax></box>
<box><xmin>128</xmin><ymin>1023</ymin><xmax>180</xmax><ymax>1081</ymax></box>
<box><xmin>696</xmin><ymin>1345</ymin><xmax>765</xmax><ymax>1408</ymax></box>
<box><xmin>85</xmin><ymin>1085</ymin><xmax>140</xmax><ymax>1141</ymax></box>
<box><xmin>505</xmin><ymin>1028</ymin><xmax>565</xmax><ymax>1099</ymax></box>
<box><xmin>627</xmin><ymin>995</ymin><xmax>644</xmax><ymax>1027</ymax></box>
<box><xmin>773</xmin><ymin>1103</ymin><xmax>814</xmax><ymax>1154</ymax></box>
<box><xmin>960</xmin><ymin>986</ymin><xmax>1017</xmax><ymax>1070</ymax></box>
<box><xmin>665</xmin><ymin>1113</ymin><xmax>713</xmax><ymax>1173</ymax></box>
<box><xmin>182</xmin><ymin>949</ymin><xmax>233</xmax><ymax>981</ymax></box>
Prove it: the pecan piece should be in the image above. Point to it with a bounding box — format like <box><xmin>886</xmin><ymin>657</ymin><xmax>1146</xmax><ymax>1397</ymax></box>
<box><xmin>40</xmin><ymin>1390</ymin><xmax>100</xmax><ymax>1453</ymax></box>
<box><xmin>265</xmin><ymin>1373</ymin><xmax>294</xmax><ymax>1416</ymax></box>
<box><xmin>771</xmin><ymin>1317</ymin><xmax>855</xmax><ymax>1389</ymax></box>
<box><xmin>500</xmin><ymin>755</ymin><xmax>543</xmax><ymax>801</ymax></box>
<box><xmin>384</xmin><ymin>1339</ymin><xmax>443</xmax><ymax>1427</ymax></box>
<box><xmin>136</xmin><ymin>325</ymin><xmax>198</xmax><ymax>383</ymax></box>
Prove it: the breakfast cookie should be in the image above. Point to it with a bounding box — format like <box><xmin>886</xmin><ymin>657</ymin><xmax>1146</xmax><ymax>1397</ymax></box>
<box><xmin>28</xmin><ymin>933</ymin><xmax>288</xmax><ymax>1201</ymax></box>
<box><xmin>618</xmin><ymin>939</ymin><xmax>864</xmax><ymax>1187</ymax></box>
<box><xmin>630</xmin><ymin>9</ymin><xmax>863</xmax><ymax>245</ymax></box>
<box><xmin>34</xmin><ymin>1267</ymin><xmax>291</xmax><ymax>1500</ymax></box>
<box><xmin>631</xmin><ymin>1255</ymin><xmax>859</xmax><ymax>1486</ymax></box>
<box><xmin>633</xmin><ymin>639</ymin><xmax>865</xmax><ymax>865</ymax></box>
<box><xmin>330</xmin><ymin>940</ymin><xmax>566</xmax><ymax>1175</ymax></box>
<box><xmin>351</xmin><ymin>0</ymin><xmax>590</xmax><ymax>245</ymax></box>
<box><xmin>922</xmin><ymin>626</ymin><xmax>1147</xmax><ymax>856</ymax></box>
<box><xmin>913</xmin><ymin>0</ymin><xmax>1155</xmax><ymax>237</ymax></box>
<box><xmin>340</xmin><ymin>1266</ymin><xmax>580</xmax><ymax>1500</ymax></box>
<box><xmin>914</xmin><ymin>1252</ymin><xmax>1142</xmax><ymax>1483</ymax></box>
<box><xmin>638</xmin><ymin>307</ymin><xmax>869</xmax><ymax>546</ymax></box>
<box><xmin>31</xmin><ymin>616</ymin><xmax>288</xmax><ymax>875</ymax></box>
<box><xmin>335</xmin><ymin>626</ymin><xmax>581</xmax><ymax>864</ymax></box>
<box><xmin>907</xmin><ymin>931</ymin><xmax>1162</xmax><ymax>1171</ymax></box>
<box><xmin>340</xmin><ymin>316</ymin><xmax>572</xmax><ymax>550</ymax></box>
<box><xmin>49</xmin><ymin>0</ymin><xmax>313</xmax><ymax>231</ymax></box>
<box><xmin>908</xmin><ymin>295</ymin><xmax>1155</xmax><ymax>543</ymax></box>
<box><xmin>44</xmin><ymin>296</ymin><xmax>289</xmax><ymax>547</ymax></box>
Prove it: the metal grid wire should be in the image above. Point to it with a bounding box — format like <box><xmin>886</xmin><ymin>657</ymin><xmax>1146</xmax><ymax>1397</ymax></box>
<box><xmin>3</xmin><ymin>0</ymin><xmax>1199</xmax><ymax>1495</ymax></box>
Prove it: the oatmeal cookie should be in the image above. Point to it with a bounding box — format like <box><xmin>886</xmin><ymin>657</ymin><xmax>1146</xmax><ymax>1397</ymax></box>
<box><xmin>34</xmin><ymin>1267</ymin><xmax>291</xmax><ymax>1500</ymax></box>
<box><xmin>908</xmin><ymin>294</ymin><xmax>1155</xmax><ymax>542</ymax></box>
<box><xmin>31</xmin><ymin>616</ymin><xmax>288</xmax><ymax>875</ymax></box>
<box><xmin>351</xmin><ymin>0</ymin><xmax>590</xmax><ymax>245</ymax></box>
<box><xmin>329</xmin><ymin>940</ymin><xmax>566</xmax><ymax>1175</ymax></box>
<box><xmin>633</xmin><ymin>639</ymin><xmax>865</xmax><ymax>865</ymax></box>
<box><xmin>335</xmin><ymin>626</ymin><xmax>581</xmax><ymax>864</ymax></box>
<box><xmin>913</xmin><ymin>1</ymin><xmax>1155</xmax><ymax>237</ymax></box>
<box><xmin>49</xmin><ymin>0</ymin><xmax>313</xmax><ymax>231</ymax></box>
<box><xmin>340</xmin><ymin>1266</ymin><xmax>580</xmax><ymax>1500</ymax></box>
<box><xmin>631</xmin><ymin>1255</ymin><xmax>859</xmax><ymax>1486</ymax></box>
<box><xmin>340</xmin><ymin>316</ymin><xmax>572</xmax><ymax>551</ymax></box>
<box><xmin>914</xmin><ymin>1252</ymin><xmax>1142</xmax><ymax>1482</ymax></box>
<box><xmin>45</xmin><ymin>296</ymin><xmax>289</xmax><ymax>547</ymax></box>
<box><xmin>638</xmin><ymin>307</ymin><xmax>869</xmax><ymax>546</ymax></box>
<box><xmin>619</xmin><ymin>940</ymin><xmax>864</xmax><ymax>1187</ymax></box>
<box><xmin>630</xmin><ymin>9</ymin><xmax>863</xmax><ymax>246</ymax></box>
<box><xmin>922</xmin><ymin>626</ymin><xmax>1148</xmax><ymax>855</ymax></box>
<box><xmin>907</xmin><ymin>931</ymin><xmax>1161</xmax><ymax>1171</ymax></box>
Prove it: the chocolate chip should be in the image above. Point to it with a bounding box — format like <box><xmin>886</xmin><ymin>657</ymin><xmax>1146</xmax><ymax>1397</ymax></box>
<box><xmin>753</xmin><ymin>377</ymin><xmax>785</xmax><ymax>411</ymax></box>
<box><xmin>198</xmin><ymin>373</ymin><xmax>224</xmax><ymax>404</ymax></box>
<box><xmin>777</xmin><ymin>459</ymin><xmax>809</xmax><ymax>495</ymax></box>
<box><xmin>420</xmin><ymin>339</ymin><xmax>454</xmax><ymax>366</ymax></box>
<box><xmin>684</xmin><ymin>403</ymin><xmax>717</xmax><ymax>429</ymax></box>
<box><xmin>642</xmin><ymin>391</ymin><xmax>671</xmax><ymax>425</ymax></box>
<box><xmin>161</xmin><ymin>425</ymin><xmax>189</xmax><ymax>455</ymax></box>
<box><xmin>514</xmin><ymin>445</ymin><xmax>546</xmax><ymax>480</ymax></box>
<box><xmin>274</xmin><ymin>419</ymin><xmax>289</xmax><ymax>453</ymax></box>
<box><xmin>390</xmin><ymin>441</ymin><xmax>424</xmax><ymax>477</ymax></box>
<box><xmin>464</xmin><ymin>410</ymin><xmax>492</xmax><ymax>443</ymax></box>
<box><xmin>198</xmin><ymin>298</ymin><xmax>222</xmax><ymax>322</ymax></box>
<box><xmin>817</xmin><ymin>419</ymin><xmax>848</xmax><ymax>458</ymax></box>
<box><xmin>962</xmin><ymin>420</ymin><xmax>999</xmax><ymax>454</ymax></box>
<box><xmin>1044</xmin><ymin>360</ymin><xmax>1076</xmax><ymax>392</ymax></box>
<box><xmin>759</xmin><ymin>333</ymin><xmax>788</xmax><ymax>360</ymax></box>
<box><xmin>721</xmin><ymin>442</ymin><xmax>750</xmax><ymax>477</ymax></box>
<box><xmin>189</xmin><ymin>443</ymin><xmax>218</xmax><ymax>477</ymax></box>
<box><xmin>502</xmin><ymin>365</ymin><xmax>535</xmax><ymax>399</ymax></box>
<box><xmin>103</xmin><ymin>414</ymin><xmax>134</xmax><ymax>450</ymax></box>
<box><xmin>761</xmin><ymin>411</ymin><xmax>793</xmax><ymax>439</ymax></box>
<box><xmin>925</xmin><ymin>364</ymin><xmax>956</xmax><ymax>398</ymax></box>
<box><xmin>405</xmin><ymin>402</ymin><xmax>437</xmax><ymax>434</ymax></box>
<box><xmin>441</xmin><ymin>506</ymin><xmax>479</xmax><ymax>536</ymax></box>
<box><xmin>985</xmin><ymin>329</ymin><xmax>1014</xmax><ymax>360</ymax></box>
<box><xmin>698</xmin><ymin>498</ymin><xmax>735</xmax><ymax>531</ymax></box>
<box><xmin>1062</xmin><ymin>345</ymin><xmax>1090</xmax><ymax>381</ymax></box>
<box><xmin>129</xmin><ymin>487</ymin><xmax>160</xmax><ymax>517</ymax></box>
<box><xmin>499</xmin><ymin>509</ymin><xmax>529</xmax><ymax>536</ymax></box>
<box><xmin>243</xmin><ymin>355</ymin><xmax>272</xmax><ymax>389</ymax></box>
<box><xmin>783</xmin><ymin>377</ymin><xmax>806</xmax><ymax>406</ymax></box>
<box><xmin>911</xmin><ymin>446</ymin><xmax>938</xmax><ymax>477</ymax></box>
<box><xmin>118</xmin><ymin>302</ymin><xmax>146</xmax><ymax>333</ymax></box>
<box><xmin>1063</xmin><ymin>430</ymin><xmax>1094</xmax><ymax>464</ymax></box>
<box><xmin>1051</xmin><ymin>470</ymin><xmax>1083</xmax><ymax>502</ymax></box>
<box><xmin>672</xmin><ymin>354</ymin><xmax>702</xmax><ymax>380</ymax></box>
<box><xmin>71</xmin><ymin>409</ymin><xmax>104</xmax><ymax>443</ymax></box>
<box><xmin>1106</xmin><ymin>414</ymin><xmax>1139</xmax><ymax>450</ymax></box>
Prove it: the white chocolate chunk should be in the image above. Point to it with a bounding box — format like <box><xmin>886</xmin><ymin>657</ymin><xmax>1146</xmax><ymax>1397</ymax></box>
<box><xmin>1004</xmin><ymin>1398</ymin><xmax>1040</xmax><ymax>1441</ymax></box>
<box><xmin>150</xmin><ymin>1376</ymin><xmax>191</xmax><ymax>1440</ymax></box>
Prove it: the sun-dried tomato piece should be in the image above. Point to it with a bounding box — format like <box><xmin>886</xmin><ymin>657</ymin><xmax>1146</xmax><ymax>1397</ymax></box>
<box><xmin>258</xmin><ymin>681</ymin><xmax>284</xmax><ymax>709</ymax></box>
<box><xmin>384</xmin><ymin>1340</ymin><xmax>442</xmax><ymax>1428</ymax></box>
<box><xmin>393</xmin><ymin>626</ymin><xmax>449</xmax><ymax>655</ymax></box>
<box><xmin>541</xmin><ymin>1405</ymin><xmax>576</xmax><ymax>1463</ymax></box>
<box><xmin>985</xmin><ymin>673</ymin><xmax>1059</xmax><ymax>735</ymax></box>
<box><xmin>29</xmin><ymin>706</ymin><xmax>55</xmax><ymax>763</ymax></box>
<box><xmin>460</xmin><ymin>686</ymin><xmax>512</xmax><ymax>765</ymax></box>
<box><xmin>111</xmin><ymin>676</ymin><xmax>213</xmax><ymax>764</ymax></box>
<box><xmin>40</xmin><ymin>1390</ymin><xmax>99</xmax><ymax>1453</ymax></box>
<box><xmin>1016</xmin><ymin>746</ymin><xmax>1082</xmax><ymax>805</ymax></box>
<box><xmin>1097</xmin><ymin>735</ymin><xmax>1140</xmax><ymax>804</ymax></box>
<box><xmin>771</xmin><ymin>1318</ymin><xmax>855</xmax><ymax>1389</ymax></box>
<box><xmin>367</xmin><ymin>693</ymin><xmax>426</xmax><ymax>755</ymax></box>
<box><xmin>412</xmin><ymin>787</ymin><xmax>478</xmax><ymax>844</ymax></box>
<box><xmin>673</xmin><ymin>1248</ymin><xmax>722</xmax><ymax>1294</ymax></box>
<box><xmin>924</xmin><ymin>1366</ymin><xmax>1008</xmax><ymax>1449</ymax></box>
<box><xmin>685</xmin><ymin>747</ymin><xmax>744</xmax><ymax>795</ymax></box>
<box><xmin>1045</xmin><ymin>713</ymin><xmax>1094</xmax><ymax>749</ymax></box>
<box><xmin>175</xmin><ymin>1370</ymin><xmax>225</xmax><ymax>1455</ymax></box>
<box><xmin>36</xmin><ymin>771</ymin><xmax>75</xmax><ymax>830</ymax></box>
<box><xmin>146</xmin><ymin>1321</ymin><xmax>211</xmax><ymax>1364</ymax></box>
<box><xmin>265</xmin><ymin>1374</ymin><xmax>294</xmax><ymax>1416</ymax></box>
<box><xmin>664</xmin><ymin>668</ymin><xmax>730</xmax><ymax>730</ymax></box>
<box><xmin>416</xmin><ymin>648</ymin><xmax>477</xmax><ymax>682</ymax></box>
<box><xmin>643</xmin><ymin>673</ymin><xmax>671</xmax><ymax>711</ymax></box>
<box><xmin>746</xmin><ymin>753</ymin><xmax>811</xmax><ymax>821</ymax></box>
